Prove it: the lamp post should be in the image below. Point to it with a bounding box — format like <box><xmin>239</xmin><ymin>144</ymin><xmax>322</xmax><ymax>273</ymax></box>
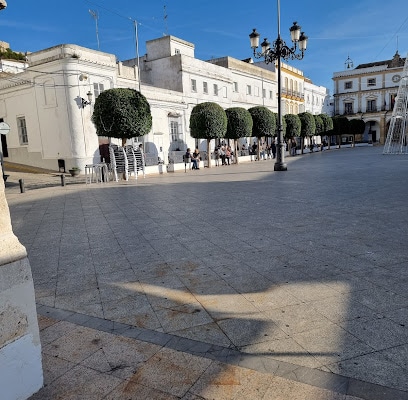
<box><xmin>249</xmin><ymin>0</ymin><xmax>307</xmax><ymax>171</ymax></box>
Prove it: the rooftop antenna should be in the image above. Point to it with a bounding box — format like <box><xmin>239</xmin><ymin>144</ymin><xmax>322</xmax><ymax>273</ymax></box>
<box><xmin>89</xmin><ymin>9</ymin><xmax>100</xmax><ymax>51</ymax></box>
<box><xmin>163</xmin><ymin>4</ymin><xmax>168</xmax><ymax>36</ymax></box>
<box><xmin>345</xmin><ymin>54</ymin><xmax>353</xmax><ymax>69</ymax></box>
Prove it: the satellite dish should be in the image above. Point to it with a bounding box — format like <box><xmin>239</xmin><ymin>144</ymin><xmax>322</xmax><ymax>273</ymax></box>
<box><xmin>0</xmin><ymin>122</ymin><xmax>10</xmax><ymax>135</ymax></box>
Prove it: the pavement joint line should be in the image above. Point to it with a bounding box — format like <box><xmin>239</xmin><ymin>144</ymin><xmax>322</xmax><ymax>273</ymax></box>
<box><xmin>36</xmin><ymin>304</ymin><xmax>408</xmax><ymax>400</ymax></box>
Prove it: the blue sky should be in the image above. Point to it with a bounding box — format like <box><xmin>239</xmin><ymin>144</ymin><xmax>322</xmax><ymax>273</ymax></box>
<box><xmin>1</xmin><ymin>0</ymin><xmax>407</xmax><ymax>93</ymax></box>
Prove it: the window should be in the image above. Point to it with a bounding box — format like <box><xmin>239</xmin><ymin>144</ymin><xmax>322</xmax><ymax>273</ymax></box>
<box><xmin>203</xmin><ymin>82</ymin><xmax>208</xmax><ymax>94</ymax></box>
<box><xmin>213</xmin><ymin>84</ymin><xmax>218</xmax><ymax>96</ymax></box>
<box><xmin>344</xmin><ymin>102</ymin><xmax>353</xmax><ymax>114</ymax></box>
<box><xmin>246</xmin><ymin>85</ymin><xmax>251</xmax><ymax>95</ymax></box>
<box><xmin>233</xmin><ymin>82</ymin><xmax>238</xmax><ymax>92</ymax></box>
<box><xmin>254</xmin><ymin>86</ymin><xmax>260</xmax><ymax>97</ymax></box>
<box><xmin>390</xmin><ymin>93</ymin><xmax>397</xmax><ymax>110</ymax></box>
<box><xmin>368</xmin><ymin>78</ymin><xmax>376</xmax><ymax>86</ymax></box>
<box><xmin>344</xmin><ymin>81</ymin><xmax>352</xmax><ymax>89</ymax></box>
<box><xmin>222</xmin><ymin>87</ymin><xmax>227</xmax><ymax>98</ymax></box>
<box><xmin>169</xmin><ymin>117</ymin><xmax>182</xmax><ymax>150</ymax></box>
<box><xmin>93</xmin><ymin>83</ymin><xmax>104</xmax><ymax>98</ymax></box>
<box><xmin>269</xmin><ymin>90</ymin><xmax>273</xmax><ymax>99</ymax></box>
<box><xmin>174</xmin><ymin>49</ymin><xmax>180</xmax><ymax>55</ymax></box>
<box><xmin>191</xmin><ymin>79</ymin><xmax>197</xmax><ymax>92</ymax></box>
<box><xmin>262</xmin><ymin>88</ymin><xmax>266</xmax><ymax>98</ymax></box>
<box><xmin>17</xmin><ymin>117</ymin><xmax>28</xmax><ymax>145</ymax></box>
<box><xmin>367</xmin><ymin>99</ymin><xmax>377</xmax><ymax>112</ymax></box>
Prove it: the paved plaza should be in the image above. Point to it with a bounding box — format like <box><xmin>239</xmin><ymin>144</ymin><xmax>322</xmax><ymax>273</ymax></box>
<box><xmin>4</xmin><ymin>146</ymin><xmax>408</xmax><ymax>400</ymax></box>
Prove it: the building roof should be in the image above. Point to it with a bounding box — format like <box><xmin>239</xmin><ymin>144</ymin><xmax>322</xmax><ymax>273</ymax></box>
<box><xmin>355</xmin><ymin>51</ymin><xmax>405</xmax><ymax>70</ymax></box>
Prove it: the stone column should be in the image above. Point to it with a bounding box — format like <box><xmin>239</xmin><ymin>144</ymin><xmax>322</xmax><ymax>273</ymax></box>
<box><xmin>0</xmin><ymin>179</ymin><xmax>43</xmax><ymax>399</ymax></box>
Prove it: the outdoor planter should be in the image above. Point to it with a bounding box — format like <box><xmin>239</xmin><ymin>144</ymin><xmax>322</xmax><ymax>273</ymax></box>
<box><xmin>68</xmin><ymin>168</ymin><xmax>81</xmax><ymax>177</ymax></box>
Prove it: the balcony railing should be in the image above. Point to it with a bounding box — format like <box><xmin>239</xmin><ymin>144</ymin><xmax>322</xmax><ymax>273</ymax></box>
<box><xmin>282</xmin><ymin>88</ymin><xmax>304</xmax><ymax>99</ymax></box>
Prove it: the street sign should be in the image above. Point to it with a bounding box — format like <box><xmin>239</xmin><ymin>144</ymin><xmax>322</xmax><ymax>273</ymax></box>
<box><xmin>0</xmin><ymin>122</ymin><xmax>10</xmax><ymax>135</ymax></box>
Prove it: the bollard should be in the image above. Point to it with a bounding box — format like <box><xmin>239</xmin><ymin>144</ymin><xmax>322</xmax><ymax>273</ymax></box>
<box><xmin>19</xmin><ymin>178</ymin><xmax>25</xmax><ymax>193</ymax></box>
<box><xmin>60</xmin><ymin>174</ymin><xmax>65</xmax><ymax>187</ymax></box>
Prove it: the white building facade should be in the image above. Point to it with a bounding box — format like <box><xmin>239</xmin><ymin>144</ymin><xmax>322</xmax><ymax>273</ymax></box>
<box><xmin>304</xmin><ymin>79</ymin><xmax>332</xmax><ymax>116</ymax></box>
<box><xmin>332</xmin><ymin>51</ymin><xmax>405</xmax><ymax>143</ymax></box>
<box><xmin>0</xmin><ymin>35</ymin><xmax>330</xmax><ymax>172</ymax></box>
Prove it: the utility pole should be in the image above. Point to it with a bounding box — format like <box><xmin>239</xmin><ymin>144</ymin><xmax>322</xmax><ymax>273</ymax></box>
<box><xmin>89</xmin><ymin>9</ymin><xmax>100</xmax><ymax>51</ymax></box>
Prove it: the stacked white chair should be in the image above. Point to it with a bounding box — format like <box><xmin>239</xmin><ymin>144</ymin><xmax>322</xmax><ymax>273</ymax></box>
<box><xmin>109</xmin><ymin>145</ymin><xmax>128</xmax><ymax>181</ymax></box>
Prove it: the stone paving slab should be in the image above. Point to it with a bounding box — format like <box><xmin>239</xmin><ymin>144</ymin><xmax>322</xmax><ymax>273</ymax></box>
<box><xmin>4</xmin><ymin>146</ymin><xmax>408</xmax><ymax>399</ymax></box>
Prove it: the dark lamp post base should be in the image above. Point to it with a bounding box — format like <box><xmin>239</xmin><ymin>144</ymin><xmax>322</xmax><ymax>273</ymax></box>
<box><xmin>274</xmin><ymin>162</ymin><xmax>287</xmax><ymax>171</ymax></box>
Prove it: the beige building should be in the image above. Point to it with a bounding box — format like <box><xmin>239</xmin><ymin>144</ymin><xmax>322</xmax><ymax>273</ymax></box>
<box><xmin>332</xmin><ymin>51</ymin><xmax>405</xmax><ymax>144</ymax></box>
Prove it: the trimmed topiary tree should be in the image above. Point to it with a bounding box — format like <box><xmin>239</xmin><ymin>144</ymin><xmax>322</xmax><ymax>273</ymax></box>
<box><xmin>298</xmin><ymin>112</ymin><xmax>316</xmax><ymax>153</ymax></box>
<box><xmin>332</xmin><ymin>116</ymin><xmax>351</xmax><ymax>149</ymax></box>
<box><xmin>248</xmin><ymin>106</ymin><xmax>275</xmax><ymax>161</ymax></box>
<box><xmin>190</xmin><ymin>102</ymin><xmax>227</xmax><ymax>168</ymax></box>
<box><xmin>349</xmin><ymin>118</ymin><xmax>365</xmax><ymax>147</ymax></box>
<box><xmin>319</xmin><ymin>114</ymin><xmax>333</xmax><ymax>149</ymax></box>
<box><xmin>284</xmin><ymin>114</ymin><xmax>301</xmax><ymax>154</ymax></box>
<box><xmin>92</xmin><ymin>88</ymin><xmax>152</xmax><ymax>147</ymax></box>
<box><xmin>225</xmin><ymin>107</ymin><xmax>253</xmax><ymax>164</ymax></box>
<box><xmin>314</xmin><ymin>115</ymin><xmax>324</xmax><ymax>137</ymax></box>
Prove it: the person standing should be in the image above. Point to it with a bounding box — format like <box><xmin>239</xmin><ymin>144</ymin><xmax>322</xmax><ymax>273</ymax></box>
<box><xmin>186</xmin><ymin>148</ymin><xmax>198</xmax><ymax>169</ymax></box>
<box><xmin>225</xmin><ymin>146</ymin><xmax>231</xmax><ymax>165</ymax></box>
<box><xmin>192</xmin><ymin>147</ymin><xmax>200</xmax><ymax>169</ymax></box>
<box><xmin>220</xmin><ymin>145</ymin><xmax>226</xmax><ymax>165</ymax></box>
<box><xmin>271</xmin><ymin>141</ymin><xmax>276</xmax><ymax>159</ymax></box>
<box><xmin>291</xmin><ymin>138</ymin><xmax>297</xmax><ymax>156</ymax></box>
<box><xmin>214</xmin><ymin>145</ymin><xmax>220</xmax><ymax>166</ymax></box>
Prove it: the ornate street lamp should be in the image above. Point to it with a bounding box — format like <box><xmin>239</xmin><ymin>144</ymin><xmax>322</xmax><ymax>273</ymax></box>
<box><xmin>249</xmin><ymin>0</ymin><xmax>308</xmax><ymax>171</ymax></box>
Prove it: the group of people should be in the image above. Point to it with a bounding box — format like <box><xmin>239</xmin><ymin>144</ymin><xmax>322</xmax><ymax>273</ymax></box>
<box><xmin>185</xmin><ymin>140</ymin><xmax>282</xmax><ymax>169</ymax></box>
<box><xmin>242</xmin><ymin>141</ymin><xmax>277</xmax><ymax>160</ymax></box>
<box><xmin>185</xmin><ymin>147</ymin><xmax>201</xmax><ymax>169</ymax></box>
<box><xmin>214</xmin><ymin>144</ymin><xmax>233</xmax><ymax>166</ymax></box>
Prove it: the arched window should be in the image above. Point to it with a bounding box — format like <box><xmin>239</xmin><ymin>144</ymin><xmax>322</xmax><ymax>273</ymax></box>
<box><xmin>43</xmin><ymin>79</ymin><xmax>56</xmax><ymax>106</ymax></box>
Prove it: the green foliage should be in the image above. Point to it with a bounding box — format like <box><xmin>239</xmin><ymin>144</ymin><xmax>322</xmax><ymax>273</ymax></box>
<box><xmin>283</xmin><ymin>114</ymin><xmax>301</xmax><ymax>139</ymax></box>
<box><xmin>313</xmin><ymin>115</ymin><xmax>324</xmax><ymax>135</ymax></box>
<box><xmin>319</xmin><ymin>114</ymin><xmax>333</xmax><ymax>134</ymax></box>
<box><xmin>248</xmin><ymin>106</ymin><xmax>276</xmax><ymax>137</ymax></box>
<box><xmin>0</xmin><ymin>48</ymin><xmax>25</xmax><ymax>61</ymax></box>
<box><xmin>92</xmin><ymin>88</ymin><xmax>152</xmax><ymax>140</ymax></box>
<box><xmin>189</xmin><ymin>102</ymin><xmax>227</xmax><ymax>139</ymax></box>
<box><xmin>349</xmin><ymin>118</ymin><xmax>365</xmax><ymax>135</ymax></box>
<box><xmin>332</xmin><ymin>116</ymin><xmax>350</xmax><ymax>136</ymax></box>
<box><xmin>298</xmin><ymin>112</ymin><xmax>316</xmax><ymax>138</ymax></box>
<box><xmin>225</xmin><ymin>107</ymin><xmax>253</xmax><ymax>139</ymax></box>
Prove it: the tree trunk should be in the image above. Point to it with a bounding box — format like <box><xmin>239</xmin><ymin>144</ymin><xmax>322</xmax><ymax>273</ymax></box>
<box><xmin>207</xmin><ymin>139</ymin><xmax>211</xmax><ymax>168</ymax></box>
<box><xmin>257</xmin><ymin>137</ymin><xmax>261</xmax><ymax>161</ymax></box>
<box><xmin>234</xmin><ymin>139</ymin><xmax>239</xmax><ymax>164</ymax></box>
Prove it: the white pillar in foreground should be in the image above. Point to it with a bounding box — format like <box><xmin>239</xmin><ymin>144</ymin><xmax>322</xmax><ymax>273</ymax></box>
<box><xmin>0</xmin><ymin>179</ymin><xmax>43</xmax><ymax>399</ymax></box>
